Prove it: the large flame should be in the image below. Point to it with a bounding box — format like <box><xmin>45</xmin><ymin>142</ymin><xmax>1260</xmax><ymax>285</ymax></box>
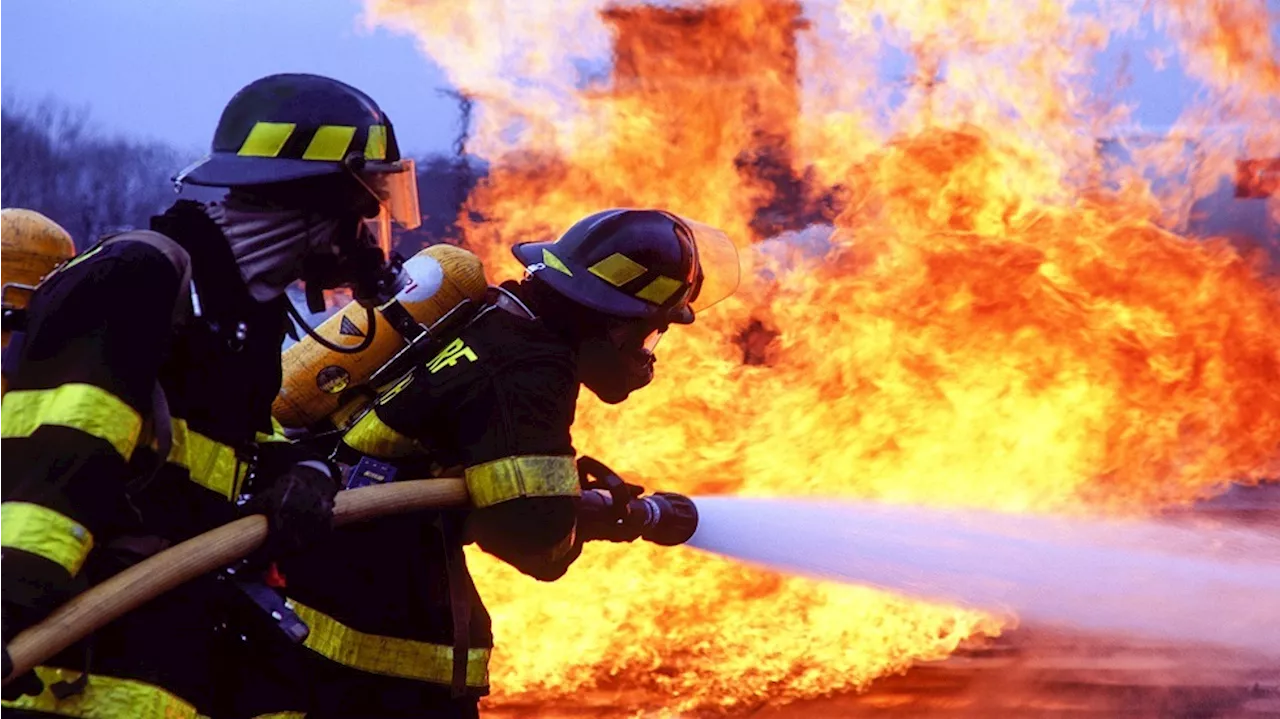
<box><xmin>367</xmin><ymin>0</ymin><xmax>1280</xmax><ymax>713</ymax></box>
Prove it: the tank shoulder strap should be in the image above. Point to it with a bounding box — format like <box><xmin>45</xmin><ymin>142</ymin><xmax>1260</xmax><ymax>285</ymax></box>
<box><xmin>94</xmin><ymin>229</ymin><xmax>194</xmax><ymax>488</ymax></box>
<box><xmin>3</xmin><ymin>228</ymin><xmax>194</xmax><ymax>482</ymax></box>
<box><xmin>96</xmin><ymin>229</ymin><xmax>194</xmax><ymax>328</ymax></box>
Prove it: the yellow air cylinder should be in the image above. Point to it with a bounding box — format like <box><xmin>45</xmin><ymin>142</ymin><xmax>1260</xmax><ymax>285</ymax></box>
<box><xmin>274</xmin><ymin>244</ymin><xmax>487</xmax><ymax>429</ymax></box>
<box><xmin>2</xmin><ymin>209</ymin><xmax>77</xmax><ymax>395</ymax></box>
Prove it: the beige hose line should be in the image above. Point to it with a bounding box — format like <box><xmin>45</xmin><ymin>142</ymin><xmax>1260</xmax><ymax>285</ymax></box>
<box><xmin>3</xmin><ymin>478</ymin><xmax>470</xmax><ymax>684</ymax></box>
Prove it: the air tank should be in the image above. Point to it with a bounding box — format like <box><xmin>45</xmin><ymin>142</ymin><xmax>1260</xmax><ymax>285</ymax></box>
<box><xmin>274</xmin><ymin>244</ymin><xmax>487</xmax><ymax>429</ymax></box>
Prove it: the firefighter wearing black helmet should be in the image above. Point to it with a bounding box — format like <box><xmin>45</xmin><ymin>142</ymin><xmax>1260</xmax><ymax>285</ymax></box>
<box><xmin>231</xmin><ymin>209</ymin><xmax>739</xmax><ymax>718</ymax></box>
<box><xmin>1</xmin><ymin>73</ymin><xmax>423</xmax><ymax>718</ymax></box>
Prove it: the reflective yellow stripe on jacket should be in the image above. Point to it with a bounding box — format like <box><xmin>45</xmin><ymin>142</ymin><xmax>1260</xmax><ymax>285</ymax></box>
<box><xmin>342</xmin><ymin>410</ymin><xmax>423</xmax><ymax>460</ymax></box>
<box><xmin>0</xmin><ymin>666</ymin><xmax>204</xmax><ymax>719</ymax></box>
<box><xmin>167</xmin><ymin>419</ymin><xmax>247</xmax><ymax>500</ymax></box>
<box><xmin>0</xmin><ymin>386</ymin><xmax>246</xmax><ymax>500</ymax></box>
<box><xmin>289</xmin><ymin>600</ymin><xmax>490</xmax><ymax>688</ymax></box>
<box><xmin>1</xmin><ymin>384</ymin><xmax>143</xmax><ymax>459</ymax></box>
<box><xmin>464</xmin><ymin>455</ymin><xmax>581</xmax><ymax>508</ymax></box>
<box><xmin>255</xmin><ymin>416</ymin><xmax>290</xmax><ymax>444</ymax></box>
<box><xmin>0</xmin><ymin>502</ymin><xmax>95</xmax><ymax>576</ymax></box>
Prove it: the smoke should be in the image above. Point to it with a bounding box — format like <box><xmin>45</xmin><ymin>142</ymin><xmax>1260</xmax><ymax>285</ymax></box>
<box><xmin>688</xmin><ymin>496</ymin><xmax>1280</xmax><ymax>657</ymax></box>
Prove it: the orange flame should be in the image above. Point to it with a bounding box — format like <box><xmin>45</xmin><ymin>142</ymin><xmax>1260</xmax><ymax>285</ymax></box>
<box><xmin>367</xmin><ymin>0</ymin><xmax>1280</xmax><ymax>713</ymax></box>
<box><xmin>1157</xmin><ymin>0</ymin><xmax>1280</xmax><ymax>98</ymax></box>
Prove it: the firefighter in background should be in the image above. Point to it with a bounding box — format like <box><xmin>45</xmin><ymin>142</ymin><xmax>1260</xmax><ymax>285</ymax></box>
<box><xmin>234</xmin><ymin>209</ymin><xmax>740</xmax><ymax>719</ymax></box>
<box><xmin>1</xmin><ymin>73</ymin><xmax>423</xmax><ymax>718</ymax></box>
<box><xmin>1</xmin><ymin>209</ymin><xmax>78</xmax><ymax>394</ymax></box>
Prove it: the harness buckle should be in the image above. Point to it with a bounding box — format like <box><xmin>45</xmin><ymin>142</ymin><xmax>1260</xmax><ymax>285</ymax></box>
<box><xmin>221</xmin><ymin>562</ymin><xmax>310</xmax><ymax>644</ymax></box>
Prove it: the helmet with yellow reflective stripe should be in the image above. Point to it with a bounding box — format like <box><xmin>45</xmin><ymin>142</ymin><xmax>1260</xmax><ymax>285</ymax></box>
<box><xmin>179</xmin><ymin>73</ymin><xmax>402</xmax><ymax>187</ymax></box>
<box><xmin>175</xmin><ymin>74</ymin><xmax>421</xmax><ymax>244</ymax></box>
<box><xmin>172</xmin><ymin>74</ymin><xmax>425</xmax><ymax>356</ymax></box>
<box><xmin>512</xmin><ymin>209</ymin><xmax>740</xmax><ymax>326</ymax></box>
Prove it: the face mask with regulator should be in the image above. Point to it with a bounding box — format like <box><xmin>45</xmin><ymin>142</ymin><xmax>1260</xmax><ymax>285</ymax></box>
<box><xmin>288</xmin><ymin>151</ymin><xmax>423</xmax><ymax>355</ymax></box>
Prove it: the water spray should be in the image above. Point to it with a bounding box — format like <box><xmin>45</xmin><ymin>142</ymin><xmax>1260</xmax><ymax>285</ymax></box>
<box><xmin>687</xmin><ymin>495</ymin><xmax>1280</xmax><ymax>657</ymax></box>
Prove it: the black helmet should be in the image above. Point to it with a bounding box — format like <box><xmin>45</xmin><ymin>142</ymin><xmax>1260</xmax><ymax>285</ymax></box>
<box><xmin>177</xmin><ymin>73</ymin><xmax>403</xmax><ymax>188</ymax></box>
<box><xmin>512</xmin><ymin>209</ymin><xmax>740</xmax><ymax>325</ymax></box>
<box><xmin>176</xmin><ymin>73</ymin><xmax>422</xmax><ymax>260</ymax></box>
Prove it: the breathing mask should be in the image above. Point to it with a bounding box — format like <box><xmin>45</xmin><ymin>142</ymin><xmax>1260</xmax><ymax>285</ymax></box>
<box><xmin>578</xmin><ymin>318</ymin><xmax>667</xmax><ymax>404</ymax></box>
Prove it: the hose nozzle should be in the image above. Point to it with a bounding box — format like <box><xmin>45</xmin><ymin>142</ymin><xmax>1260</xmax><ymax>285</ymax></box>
<box><xmin>631</xmin><ymin>492</ymin><xmax>699</xmax><ymax>546</ymax></box>
<box><xmin>579</xmin><ymin>488</ymin><xmax>699</xmax><ymax>546</ymax></box>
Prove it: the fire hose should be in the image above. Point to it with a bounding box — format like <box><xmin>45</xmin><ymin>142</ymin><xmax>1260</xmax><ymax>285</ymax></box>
<box><xmin>2</xmin><ymin>479</ymin><xmax>468</xmax><ymax>685</ymax></box>
<box><xmin>2</xmin><ymin>475</ymin><xmax>699</xmax><ymax>685</ymax></box>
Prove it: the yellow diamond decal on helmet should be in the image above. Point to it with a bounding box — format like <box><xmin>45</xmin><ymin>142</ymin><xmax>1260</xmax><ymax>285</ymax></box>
<box><xmin>542</xmin><ymin>248</ymin><xmax>573</xmax><ymax>276</ymax></box>
<box><xmin>589</xmin><ymin>252</ymin><xmax>647</xmax><ymax>287</ymax></box>
<box><xmin>365</xmin><ymin>125</ymin><xmax>388</xmax><ymax>160</ymax></box>
<box><xmin>635</xmin><ymin>275</ymin><xmax>683</xmax><ymax>304</ymax></box>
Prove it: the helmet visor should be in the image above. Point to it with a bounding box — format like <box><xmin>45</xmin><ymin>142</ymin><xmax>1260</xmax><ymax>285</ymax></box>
<box><xmin>607</xmin><ymin>320</ymin><xmax>666</xmax><ymax>354</ymax></box>
<box><xmin>642</xmin><ymin>328</ymin><xmax>665</xmax><ymax>353</ymax></box>
<box><xmin>359</xmin><ymin>159</ymin><xmax>422</xmax><ymax>231</ymax></box>
<box><xmin>679</xmin><ymin>217</ymin><xmax>741</xmax><ymax>313</ymax></box>
<box><xmin>363</xmin><ymin>209</ymin><xmax>394</xmax><ymax>257</ymax></box>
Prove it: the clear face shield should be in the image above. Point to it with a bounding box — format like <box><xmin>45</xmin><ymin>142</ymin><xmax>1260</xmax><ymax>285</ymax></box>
<box><xmin>641</xmin><ymin>328</ymin><xmax>664</xmax><ymax>352</ymax></box>
<box><xmin>316</xmin><ymin>158</ymin><xmax>420</xmax><ymax>308</ymax></box>
<box><xmin>675</xmin><ymin>216</ymin><xmax>742</xmax><ymax>317</ymax></box>
<box><xmin>608</xmin><ymin>322</ymin><xmax>666</xmax><ymax>354</ymax></box>
<box><xmin>352</xmin><ymin>158</ymin><xmax>422</xmax><ymax>257</ymax></box>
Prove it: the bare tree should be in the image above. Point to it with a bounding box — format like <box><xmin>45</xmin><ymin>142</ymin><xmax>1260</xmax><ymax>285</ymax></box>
<box><xmin>2</xmin><ymin>95</ymin><xmax>194</xmax><ymax>249</ymax></box>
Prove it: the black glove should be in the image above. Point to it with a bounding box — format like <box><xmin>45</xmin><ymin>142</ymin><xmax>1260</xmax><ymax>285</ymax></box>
<box><xmin>1</xmin><ymin>554</ymin><xmax>74</xmax><ymax>700</ymax></box>
<box><xmin>242</xmin><ymin>461</ymin><xmax>339</xmax><ymax>561</ymax></box>
<box><xmin>3</xmin><ymin>605</ymin><xmax>46</xmax><ymax>700</ymax></box>
<box><xmin>575</xmin><ymin>456</ymin><xmax>647</xmax><ymax>543</ymax></box>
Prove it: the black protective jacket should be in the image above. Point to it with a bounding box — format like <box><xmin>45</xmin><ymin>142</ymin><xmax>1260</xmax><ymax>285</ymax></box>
<box><xmin>1</xmin><ymin>202</ymin><xmax>307</xmax><ymax>719</ymax></box>
<box><xmin>238</xmin><ymin>285</ymin><xmax>583</xmax><ymax>718</ymax></box>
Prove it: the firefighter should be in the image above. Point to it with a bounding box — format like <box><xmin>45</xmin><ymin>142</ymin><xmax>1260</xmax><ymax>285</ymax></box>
<box><xmin>232</xmin><ymin>209</ymin><xmax>740</xmax><ymax>718</ymax></box>
<box><xmin>1</xmin><ymin>73</ymin><xmax>422</xmax><ymax>718</ymax></box>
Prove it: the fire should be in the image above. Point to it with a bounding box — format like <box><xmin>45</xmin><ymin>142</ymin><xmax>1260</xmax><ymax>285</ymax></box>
<box><xmin>1157</xmin><ymin>0</ymin><xmax>1280</xmax><ymax>98</ymax></box>
<box><xmin>366</xmin><ymin>0</ymin><xmax>1280</xmax><ymax>714</ymax></box>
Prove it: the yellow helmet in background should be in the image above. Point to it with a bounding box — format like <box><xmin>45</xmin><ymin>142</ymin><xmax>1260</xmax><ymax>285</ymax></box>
<box><xmin>2</xmin><ymin>208</ymin><xmax>76</xmax><ymax>352</ymax></box>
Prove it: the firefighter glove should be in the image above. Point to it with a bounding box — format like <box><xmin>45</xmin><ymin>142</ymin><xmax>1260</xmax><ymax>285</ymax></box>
<box><xmin>576</xmin><ymin>456</ymin><xmax>647</xmax><ymax>543</ymax></box>
<box><xmin>1</xmin><ymin>552</ymin><xmax>84</xmax><ymax>699</ymax></box>
<box><xmin>3</xmin><ymin>597</ymin><xmax>49</xmax><ymax>699</ymax></box>
<box><xmin>242</xmin><ymin>461</ymin><xmax>339</xmax><ymax>561</ymax></box>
